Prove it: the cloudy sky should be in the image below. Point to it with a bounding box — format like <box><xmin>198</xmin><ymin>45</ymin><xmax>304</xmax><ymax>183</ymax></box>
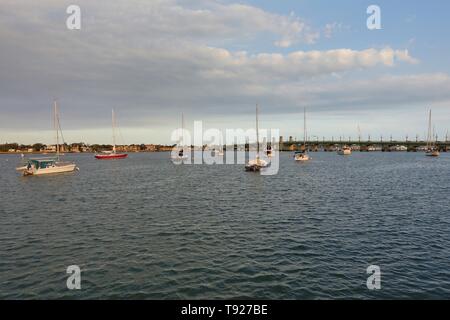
<box><xmin>1</xmin><ymin>0</ymin><xmax>450</xmax><ymax>144</ymax></box>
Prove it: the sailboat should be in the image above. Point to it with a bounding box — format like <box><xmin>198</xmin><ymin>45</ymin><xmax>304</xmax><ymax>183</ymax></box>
<box><xmin>216</xmin><ymin>139</ymin><xmax>224</xmax><ymax>157</ymax></box>
<box><xmin>17</xmin><ymin>101</ymin><xmax>78</xmax><ymax>176</ymax></box>
<box><xmin>337</xmin><ymin>145</ymin><xmax>352</xmax><ymax>155</ymax></box>
<box><xmin>95</xmin><ymin>109</ymin><xmax>128</xmax><ymax>160</ymax></box>
<box><xmin>173</xmin><ymin>113</ymin><xmax>189</xmax><ymax>160</ymax></box>
<box><xmin>425</xmin><ymin>109</ymin><xmax>440</xmax><ymax>157</ymax></box>
<box><xmin>245</xmin><ymin>104</ymin><xmax>268</xmax><ymax>172</ymax></box>
<box><xmin>265</xmin><ymin>139</ymin><xmax>273</xmax><ymax>158</ymax></box>
<box><xmin>294</xmin><ymin>107</ymin><xmax>311</xmax><ymax>161</ymax></box>
<box><xmin>211</xmin><ymin>146</ymin><xmax>224</xmax><ymax>157</ymax></box>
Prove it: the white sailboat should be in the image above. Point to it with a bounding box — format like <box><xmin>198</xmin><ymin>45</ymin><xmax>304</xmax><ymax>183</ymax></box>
<box><xmin>425</xmin><ymin>109</ymin><xmax>440</xmax><ymax>157</ymax></box>
<box><xmin>95</xmin><ymin>109</ymin><xmax>128</xmax><ymax>159</ymax></box>
<box><xmin>211</xmin><ymin>146</ymin><xmax>224</xmax><ymax>157</ymax></box>
<box><xmin>245</xmin><ymin>104</ymin><xmax>268</xmax><ymax>172</ymax></box>
<box><xmin>337</xmin><ymin>146</ymin><xmax>352</xmax><ymax>155</ymax></box>
<box><xmin>216</xmin><ymin>137</ymin><xmax>225</xmax><ymax>157</ymax></box>
<box><xmin>18</xmin><ymin>101</ymin><xmax>77</xmax><ymax>176</ymax></box>
<box><xmin>294</xmin><ymin>107</ymin><xmax>311</xmax><ymax>162</ymax></box>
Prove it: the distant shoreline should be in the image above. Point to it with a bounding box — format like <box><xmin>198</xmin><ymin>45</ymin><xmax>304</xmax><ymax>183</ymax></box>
<box><xmin>1</xmin><ymin>150</ymin><xmax>448</xmax><ymax>155</ymax></box>
<box><xmin>0</xmin><ymin>151</ymin><xmax>168</xmax><ymax>154</ymax></box>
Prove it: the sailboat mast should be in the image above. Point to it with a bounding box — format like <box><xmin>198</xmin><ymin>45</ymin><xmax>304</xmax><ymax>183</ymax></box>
<box><xmin>433</xmin><ymin>125</ymin><xmax>436</xmax><ymax>146</ymax></box>
<box><xmin>181</xmin><ymin>112</ymin><xmax>184</xmax><ymax>149</ymax></box>
<box><xmin>54</xmin><ymin>100</ymin><xmax>59</xmax><ymax>160</ymax></box>
<box><xmin>304</xmin><ymin>107</ymin><xmax>307</xmax><ymax>153</ymax></box>
<box><xmin>112</xmin><ymin>109</ymin><xmax>117</xmax><ymax>153</ymax></box>
<box><xmin>427</xmin><ymin>109</ymin><xmax>432</xmax><ymax>149</ymax></box>
<box><xmin>256</xmin><ymin>104</ymin><xmax>260</xmax><ymax>155</ymax></box>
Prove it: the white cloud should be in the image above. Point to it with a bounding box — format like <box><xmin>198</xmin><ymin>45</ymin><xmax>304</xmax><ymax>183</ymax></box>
<box><xmin>194</xmin><ymin>47</ymin><xmax>418</xmax><ymax>81</ymax></box>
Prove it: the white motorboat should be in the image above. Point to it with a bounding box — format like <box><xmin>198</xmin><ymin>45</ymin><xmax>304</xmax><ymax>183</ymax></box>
<box><xmin>22</xmin><ymin>158</ymin><xmax>77</xmax><ymax>176</ymax></box>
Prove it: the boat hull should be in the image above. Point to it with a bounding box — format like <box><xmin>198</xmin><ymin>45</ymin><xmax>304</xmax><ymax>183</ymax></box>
<box><xmin>294</xmin><ymin>154</ymin><xmax>310</xmax><ymax>161</ymax></box>
<box><xmin>171</xmin><ymin>155</ymin><xmax>189</xmax><ymax>161</ymax></box>
<box><xmin>245</xmin><ymin>158</ymin><xmax>268</xmax><ymax>172</ymax></box>
<box><xmin>24</xmin><ymin>163</ymin><xmax>77</xmax><ymax>176</ymax></box>
<box><xmin>95</xmin><ymin>153</ymin><xmax>128</xmax><ymax>160</ymax></box>
<box><xmin>426</xmin><ymin>151</ymin><xmax>440</xmax><ymax>157</ymax></box>
<box><xmin>245</xmin><ymin>164</ymin><xmax>263</xmax><ymax>172</ymax></box>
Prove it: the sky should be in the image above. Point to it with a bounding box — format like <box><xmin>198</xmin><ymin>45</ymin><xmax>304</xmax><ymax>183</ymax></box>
<box><xmin>1</xmin><ymin>0</ymin><xmax>450</xmax><ymax>145</ymax></box>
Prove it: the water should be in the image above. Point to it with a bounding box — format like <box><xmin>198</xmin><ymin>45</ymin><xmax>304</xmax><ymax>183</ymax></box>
<box><xmin>0</xmin><ymin>152</ymin><xmax>449</xmax><ymax>299</ymax></box>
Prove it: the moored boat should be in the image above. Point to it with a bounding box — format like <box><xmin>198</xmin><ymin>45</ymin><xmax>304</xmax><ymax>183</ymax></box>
<box><xmin>245</xmin><ymin>157</ymin><xmax>268</xmax><ymax>171</ymax></box>
<box><xmin>337</xmin><ymin>146</ymin><xmax>352</xmax><ymax>155</ymax></box>
<box><xmin>294</xmin><ymin>151</ymin><xmax>310</xmax><ymax>161</ymax></box>
<box><xmin>425</xmin><ymin>109</ymin><xmax>440</xmax><ymax>157</ymax></box>
<box><xmin>22</xmin><ymin>158</ymin><xmax>77</xmax><ymax>176</ymax></box>
<box><xmin>294</xmin><ymin>107</ymin><xmax>311</xmax><ymax>162</ymax></box>
<box><xmin>95</xmin><ymin>152</ymin><xmax>128</xmax><ymax>160</ymax></box>
<box><xmin>95</xmin><ymin>109</ymin><xmax>128</xmax><ymax>160</ymax></box>
<box><xmin>265</xmin><ymin>146</ymin><xmax>273</xmax><ymax>158</ymax></box>
<box><xmin>245</xmin><ymin>104</ymin><xmax>268</xmax><ymax>172</ymax></box>
<box><xmin>426</xmin><ymin>150</ymin><xmax>440</xmax><ymax>157</ymax></box>
<box><xmin>17</xmin><ymin>101</ymin><xmax>77</xmax><ymax>176</ymax></box>
<box><xmin>172</xmin><ymin>113</ymin><xmax>190</xmax><ymax>161</ymax></box>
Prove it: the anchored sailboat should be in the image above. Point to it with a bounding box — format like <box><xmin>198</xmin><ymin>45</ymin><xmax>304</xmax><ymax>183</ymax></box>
<box><xmin>17</xmin><ymin>101</ymin><xmax>78</xmax><ymax>176</ymax></box>
<box><xmin>294</xmin><ymin>107</ymin><xmax>311</xmax><ymax>162</ymax></box>
<box><xmin>265</xmin><ymin>145</ymin><xmax>273</xmax><ymax>157</ymax></box>
<box><xmin>337</xmin><ymin>145</ymin><xmax>352</xmax><ymax>155</ymax></box>
<box><xmin>95</xmin><ymin>109</ymin><xmax>128</xmax><ymax>160</ymax></box>
<box><xmin>425</xmin><ymin>109</ymin><xmax>440</xmax><ymax>157</ymax></box>
<box><xmin>173</xmin><ymin>113</ymin><xmax>189</xmax><ymax>160</ymax></box>
<box><xmin>245</xmin><ymin>104</ymin><xmax>268</xmax><ymax>172</ymax></box>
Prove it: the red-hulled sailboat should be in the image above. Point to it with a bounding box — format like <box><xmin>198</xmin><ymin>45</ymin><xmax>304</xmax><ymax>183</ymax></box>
<box><xmin>95</xmin><ymin>152</ymin><xmax>128</xmax><ymax>160</ymax></box>
<box><xmin>95</xmin><ymin>109</ymin><xmax>128</xmax><ymax>160</ymax></box>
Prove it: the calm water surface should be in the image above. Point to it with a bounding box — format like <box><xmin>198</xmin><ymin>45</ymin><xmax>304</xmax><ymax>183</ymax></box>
<box><xmin>0</xmin><ymin>152</ymin><xmax>449</xmax><ymax>299</ymax></box>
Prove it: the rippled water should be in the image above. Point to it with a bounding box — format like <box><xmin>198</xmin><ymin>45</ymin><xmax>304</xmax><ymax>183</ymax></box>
<box><xmin>0</xmin><ymin>152</ymin><xmax>449</xmax><ymax>299</ymax></box>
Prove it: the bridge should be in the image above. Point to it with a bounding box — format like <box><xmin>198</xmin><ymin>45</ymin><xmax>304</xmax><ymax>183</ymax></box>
<box><xmin>279</xmin><ymin>140</ymin><xmax>450</xmax><ymax>152</ymax></box>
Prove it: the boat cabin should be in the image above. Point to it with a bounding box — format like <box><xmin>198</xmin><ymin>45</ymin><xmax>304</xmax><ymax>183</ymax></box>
<box><xmin>26</xmin><ymin>158</ymin><xmax>57</xmax><ymax>169</ymax></box>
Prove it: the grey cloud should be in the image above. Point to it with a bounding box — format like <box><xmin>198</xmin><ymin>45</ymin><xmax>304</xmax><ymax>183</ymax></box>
<box><xmin>0</xmin><ymin>0</ymin><xmax>446</xmax><ymax>141</ymax></box>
